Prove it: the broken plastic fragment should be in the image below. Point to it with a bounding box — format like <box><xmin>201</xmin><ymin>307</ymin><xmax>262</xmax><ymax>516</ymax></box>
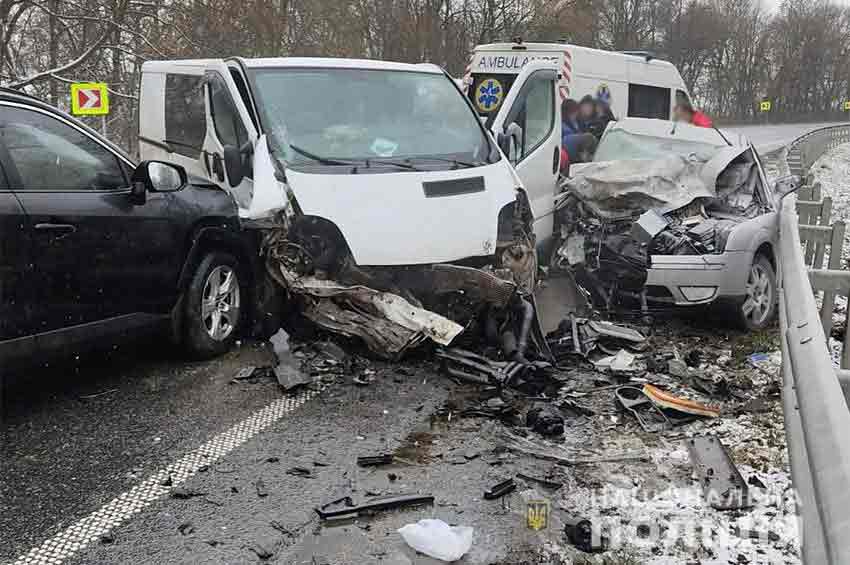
<box><xmin>397</xmin><ymin>518</ymin><xmax>473</xmax><ymax>562</ymax></box>
<box><xmin>642</xmin><ymin>384</ymin><xmax>720</xmax><ymax>418</ymax></box>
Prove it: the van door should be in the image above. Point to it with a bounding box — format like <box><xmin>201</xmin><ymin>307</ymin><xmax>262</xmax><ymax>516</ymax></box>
<box><xmin>489</xmin><ymin>61</ymin><xmax>560</xmax><ymax>249</ymax></box>
<box><xmin>201</xmin><ymin>63</ymin><xmax>259</xmax><ymax>210</ymax></box>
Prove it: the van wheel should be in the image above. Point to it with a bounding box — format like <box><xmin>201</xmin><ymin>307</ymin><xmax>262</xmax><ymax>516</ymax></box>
<box><xmin>184</xmin><ymin>252</ymin><xmax>243</xmax><ymax>359</ymax></box>
<box><xmin>733</xmin><ymin>255</ymin><xmax>777</xmax><ymax>331</ymax></box>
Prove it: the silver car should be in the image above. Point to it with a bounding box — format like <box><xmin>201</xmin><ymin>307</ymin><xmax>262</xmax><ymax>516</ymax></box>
<box><xmin>555</xmin><ymin>117</ymin><xmax>791</xmax><ymax>330</ymax></box>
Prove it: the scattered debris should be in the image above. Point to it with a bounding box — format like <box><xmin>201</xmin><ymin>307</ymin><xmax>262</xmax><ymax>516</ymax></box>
<box><xmin>397</xmin><ymin>518</ymin><xmax>474</xmax><ymax>562</ymax></box>
<box><xmin>436</xmin><ymin>348</ymin><xmax>554</xmax><ymax>394</ymax></box>
<box><xmin>616</xmin><ymin>385</ymin><xmax>677</xmax><ymax>432</ymax></box>
<box><xmin>564</xmin><ymin>516</ymin><xmax>608</xmax><ymax>553</ymax></box>
<box><xmin>98</xmin><ymin>533</ymin><xmax>115</xmax><ymax>544</ymax></box>
<box><xmin>79</xmin><ymin>388</ymin><xmax>118</xmax><ymax>400</ymax></box>
<box><xmin>592</xmin><ymin>349</ymin><xmax>638</xmax><ymax>375</ymax></box>
<box><xmin>484</xmin><ymin>478</ymin><xmax>517</xmax><ymax>499</ymax></box>
<box><xmin>686</xmin><ymin>436</ymin><xmax>751</xmax><ymax>510</ymax></box>
<box><xmin>269</xmin><ymin>329</ymin><xmax>312</xmax><ymax>391</ymax></box>
<box><xmin>170</xmin><ymin>487</ymin><xmax>207</xmax><ymax>499</ymax></box>
<box><xmin>286</xmin><ymin>466</ymin><xmax>314</xmax><ymax>478</ymax></box>
<box><xmin>548</xmin><ymin>316</ymin><xmax>647</xmax><ymax>361</ymax></box>
<box><xmin>516</xmin><ymin>473</ymin><xmax>563</xmax><ymax>491</ymax></box>
<box><xmin>178</xmin><ymin>522</ymin><xmax>195</xmax><ymax>536</ymax></box>
<box><xmin>246</xmin><ymin>534</ymin><xmax>280</xmax><ymax>560</ymax></box>
<box><xmin>643</xmin><ymin>384</ymin><xmax>720</xmax><ymax>418</ymax></box>
<box><xmin>231</xmin><ymin>366</ymin><xmax>260</xmax><ymax>382</ymax></box>
<box><xmin>526</xmin><ymin>403</ymin><xmax>565</xmax><ymax>437</ymax></box>
<box><xmin>254</xmin><ymin>478</ymin><xmax>269</xmax><ymax>497</ymax></box>
<box><xmin>502</xmin><ymin>431</ymin><xmax>648</xmax><ymax>466</ymax></box>
<box><xmin>357</xmin><ymin>454</ymin><xmax>394</xmax><ymax>467</ymax></box>
<box><xmin>315</xmin><ymin>494</ymin><xmax>434</xmax><ymax>520</ymax></box>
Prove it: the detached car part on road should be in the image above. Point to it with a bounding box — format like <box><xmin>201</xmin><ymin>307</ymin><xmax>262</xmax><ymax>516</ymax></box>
<box><xmin>0</xmin><ymin>89</ymin><xmax>274</xmax><ymax>367</ymax></box>
<box><xmin>139</xmin><ymin>57</ymin><xmax>565</xmax><ymax>359</ymax></box>
<box><xmin>553</xmin><ymin>118</ymin><xmax>796</xmax><ymax>329</ymax></box>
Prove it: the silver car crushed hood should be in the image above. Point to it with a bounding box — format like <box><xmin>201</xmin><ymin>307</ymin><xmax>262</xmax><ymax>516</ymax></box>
<box><xmin>558</xmin><ymin>146</ymin><xmax>750</xmax><ymax>218</ymax></box>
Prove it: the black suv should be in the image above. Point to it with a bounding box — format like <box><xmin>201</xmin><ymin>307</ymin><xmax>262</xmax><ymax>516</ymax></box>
<box><xmin>0</xmin><ymin>89</ymin><xmax>271</xmax><ymax>368</ymax></box>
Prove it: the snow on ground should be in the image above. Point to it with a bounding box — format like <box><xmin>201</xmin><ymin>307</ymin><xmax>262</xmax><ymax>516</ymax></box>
<box><xmin>534</xmin><ymin>323</ymin><xmax>800</xmax><ymax>565</ymax></box>
<box><xmin>809</xmin><ymin>142</ymin><xmax>850</xmax><ymax>365</ymax></box>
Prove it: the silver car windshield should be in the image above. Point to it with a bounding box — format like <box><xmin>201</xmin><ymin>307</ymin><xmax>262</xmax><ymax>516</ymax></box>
<box><xmin>249</xmin><ymin>67</ymin><xmax>493</xmax><ymax>171</ymax></box>
<box><xmin>594</xmin><ymin>129</ymin><xmax>722</xmax><ymax>162</ymax></box>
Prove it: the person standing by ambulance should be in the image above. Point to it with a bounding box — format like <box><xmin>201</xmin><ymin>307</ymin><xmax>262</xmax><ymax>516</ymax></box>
<box><xmin>674</xmin><ymin>102</ymin><xmax>713</xmax><ymax>128</ymax></box>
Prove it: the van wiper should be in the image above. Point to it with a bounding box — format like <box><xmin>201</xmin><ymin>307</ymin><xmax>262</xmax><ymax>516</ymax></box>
<box><xmin>418</xmin><ymin>156</ymin><xmax>484</xmax><ymax>169</ymax></box>
<box><xmin>288</xmin><ymin>143</ymin><xmax>357</xmax><ymax>166</ymax></box>
<box><xmin>368</xmin><ymin>158</ymin><xmax>425</xmax><ymax>171</ymax></box>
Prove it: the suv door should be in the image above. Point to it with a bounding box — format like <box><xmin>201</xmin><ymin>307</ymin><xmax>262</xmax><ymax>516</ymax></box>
<box><xmin>200</xmin><ymin>64</ymin><xmax>258</xmax><ymax>211</ymax></box>
<box><xmin>0</xmin><ymin>102</ymin><xmax>183</xmax><ymax>334</ymax></box>
<box><xmin>0</xmin><ymin>159</ymin><xmax>35</xmax><ymax>348</ymax></box>
<box><xmin>489</xmin><ymin>62</ymin><xmax>560</xmax><ymax>249</ymax></box>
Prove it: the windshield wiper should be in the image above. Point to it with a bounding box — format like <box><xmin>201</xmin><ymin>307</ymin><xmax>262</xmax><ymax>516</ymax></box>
<box><xmin>407</xmin><ymin>156</ymin><xmax>485</xmax><ymax>169</ymax></box>
<box><xmin>288</xmin><ymin>143</ymin><xmax>357</xmax><ymax>167</ymax></box>
<box><xmin>367</xmin><ymin>158</ymin><xmax>425</xmax><ymax>171</ymax></box>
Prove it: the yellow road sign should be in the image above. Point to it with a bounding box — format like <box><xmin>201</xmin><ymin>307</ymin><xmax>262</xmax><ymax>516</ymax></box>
<box><xmin>760</xmin><ymin>100</ymin><xmax>771</xmax><ymax>112</ymax></box>
<box><xmin>844</xmin><ymin>100</ymin><xmax>850</xmax><ymax>111</ymax></box>
<box><xmin>71</xmin><ymin>83</ymin><xmax>109</xmax><ymax>116</ymax></box>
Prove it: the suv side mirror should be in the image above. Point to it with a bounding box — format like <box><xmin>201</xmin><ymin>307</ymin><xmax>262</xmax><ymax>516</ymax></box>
<box><xmin>130</xmin><ymin>161</ymin><xmax>187</xmax><ymax>205</ymax></box>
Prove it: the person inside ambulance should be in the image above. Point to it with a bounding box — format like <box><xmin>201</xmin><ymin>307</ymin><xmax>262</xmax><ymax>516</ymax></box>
<box><xmin>593</xmin><ymin>88</ymin><xmax>616</xmax><ymax>133</ymax></box>
<box><xmin>561</xmin><ymin>98</ymin><xmax>597</xmax><ymax>164</ymax></box>
<box><xmin>674</xmin><ymin>101</ymin><xmax>714</xmax><ymax>128</ymax></box>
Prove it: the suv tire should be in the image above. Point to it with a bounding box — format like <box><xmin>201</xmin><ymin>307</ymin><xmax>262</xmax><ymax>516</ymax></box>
<box><xmin>184</xmin><ymin>252</ymin><xmax>243</xmax><ymax>359</ymax></box>
<box><xmin>733</xmin><ymin>254</ymin><xmax>777</xmax><ymax>331</ymax></box>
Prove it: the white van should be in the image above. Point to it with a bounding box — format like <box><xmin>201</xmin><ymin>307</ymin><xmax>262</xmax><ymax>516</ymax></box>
<box><xmin>137</xmin><ymin>57</ymin><xmax>562</xmax><ymax>257</ymax></box>
<box><xmin>464</xmin><ymin>41</ymin><xmax>691</xmax><ymax>121</ymax></box>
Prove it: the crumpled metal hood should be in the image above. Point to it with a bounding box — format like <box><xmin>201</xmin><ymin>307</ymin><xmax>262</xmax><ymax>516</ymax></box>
<box><xmin>285</xmin><ymin>162</ymin><xmax>519</xmax><ymax>266</ymax></box>
<box><xmin>560</xmin><ymin>147</ymin><xmax>749</xmax><ymax>218</ymax></box>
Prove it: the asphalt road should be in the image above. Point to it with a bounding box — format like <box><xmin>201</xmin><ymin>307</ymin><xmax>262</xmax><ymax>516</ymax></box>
<box><xmin>727</xmin><ymin>121</ymin><xmax>847</xmax><ymax>153</ymax></box>
<box><xmin>1</xmin><ymin>339</ymin><xmax>283</xmax><ymax>563</ymax></box>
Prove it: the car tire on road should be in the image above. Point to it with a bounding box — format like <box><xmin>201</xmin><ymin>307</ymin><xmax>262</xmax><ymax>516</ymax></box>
<box><xmin>184</xmin><ymin>252</ymin><xmax>244</xmax><ymax>359</ymax></box>
<box><xmin>734</xmin><ymin>254</ymin><xmax>777</xmax><ymax>331</ymax></box>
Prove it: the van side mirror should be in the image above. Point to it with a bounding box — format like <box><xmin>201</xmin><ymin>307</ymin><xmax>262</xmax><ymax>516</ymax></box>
<box><xmin>130</xmin><ymin>161</ymin><xmax>187</xmax><ymax>204</ymax></box>
<box><xmin>223</xmin><ymin>144</ymin><xmax>247</xmax><ymax>187</ymax></box>
<box><xmin>498</xmin><ymin>122</ymin><xmax>523</xmax><ymax>166</ymax></box>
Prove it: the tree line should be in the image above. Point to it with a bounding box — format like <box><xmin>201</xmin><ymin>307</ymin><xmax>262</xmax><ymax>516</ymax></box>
<box><xmin>1</xmin><ymin>0</ymin><xmax>847</xmax><ymax>153</ymax></box>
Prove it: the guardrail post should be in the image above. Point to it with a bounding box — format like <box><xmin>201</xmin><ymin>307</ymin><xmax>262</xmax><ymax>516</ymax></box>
<box><xmin>810</xmin><ymin>197</ymin><xmax>834</xmax><ymax>267</ymax></box>
<box><xmin>820</xmin><ymin>221</ymin><xmax>847</xmax><ymax>337</ymax></box>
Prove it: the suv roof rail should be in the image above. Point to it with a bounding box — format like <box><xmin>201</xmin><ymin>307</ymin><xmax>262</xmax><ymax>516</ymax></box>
<box><xmin>0</xmin><ymin>86</ymin><xmax>41</xmax><ymax>101</ymax></box>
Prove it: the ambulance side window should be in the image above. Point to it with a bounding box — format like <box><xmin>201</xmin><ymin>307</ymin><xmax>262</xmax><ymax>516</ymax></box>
<box><xmin>628</xmin><ymin>84</ymin><xmax>671</xmax><ymax>119</ymax></box>
<box><xmin>505</xmin><ymin>71</ymin><xmax>555</xmax><ymax>162</ymax></box>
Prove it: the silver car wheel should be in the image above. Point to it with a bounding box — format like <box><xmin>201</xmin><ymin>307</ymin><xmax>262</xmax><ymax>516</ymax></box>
<box><xmin>201</xmin><ymin>265</ymin><xmax>240</xmax><ymax>341</ymax></box>
<box><xmin>742</xmin><ymin>262</ymin><xmax>772</xmax><ymax>327</ymax></box>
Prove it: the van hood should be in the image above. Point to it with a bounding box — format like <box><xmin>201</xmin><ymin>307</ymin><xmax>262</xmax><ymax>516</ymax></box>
<box><xmin>285</xmin><ymin>161</ymin><xmax>520</xmax><ymax>266</ymax></box>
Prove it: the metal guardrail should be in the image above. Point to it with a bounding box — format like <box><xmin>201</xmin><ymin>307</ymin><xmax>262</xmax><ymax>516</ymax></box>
<box><xmin>778</xmin><ymin>124</ymin><xmax>850</xmax><ymax>564</ymax></box>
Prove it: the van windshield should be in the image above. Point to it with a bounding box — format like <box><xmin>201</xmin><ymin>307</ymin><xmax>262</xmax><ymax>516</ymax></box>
<box><xmin>249</xmin><ymin>67</ymin><xmax>495</xmax><ymax>172</ymax></box>
<box><xmin>594</xmin><ymin>129</ymin><xmax>722</xmax><ymax>163</ymax></box>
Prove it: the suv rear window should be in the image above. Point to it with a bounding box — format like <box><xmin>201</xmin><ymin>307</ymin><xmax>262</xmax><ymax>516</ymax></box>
<box><xmin>165</xmin><ymin>74</ymin><xmax>206</xmax><ymax>158</ymax></box>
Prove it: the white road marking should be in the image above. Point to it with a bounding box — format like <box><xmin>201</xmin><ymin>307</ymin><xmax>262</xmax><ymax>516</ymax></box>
<box><xmin>9</xmin><ymin>384</ymin><xmax>324</xmax><ymax>565</ymax></box>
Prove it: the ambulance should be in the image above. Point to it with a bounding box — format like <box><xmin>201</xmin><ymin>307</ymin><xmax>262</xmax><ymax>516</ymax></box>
<box><xmin>463</xmin><ymin>41</ymin><xmax>691</xmax><ymax>121</ymax></box>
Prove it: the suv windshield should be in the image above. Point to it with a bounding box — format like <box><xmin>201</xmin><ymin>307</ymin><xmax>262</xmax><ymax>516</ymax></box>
<box><xmin>594</xmin><ymin>129</ymin><xmax>723</xmax><ymax>163</ymax></box>
<box><xmin>249</xmin><ymin>67</ymin><xmax>494</xmax><ymax>172</ymax></box>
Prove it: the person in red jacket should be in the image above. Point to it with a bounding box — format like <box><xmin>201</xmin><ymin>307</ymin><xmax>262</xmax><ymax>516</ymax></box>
<box><xmin>674</xmin><ymin>102</ymin><xmax>713</xmax><ymax>128</ymax></box>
